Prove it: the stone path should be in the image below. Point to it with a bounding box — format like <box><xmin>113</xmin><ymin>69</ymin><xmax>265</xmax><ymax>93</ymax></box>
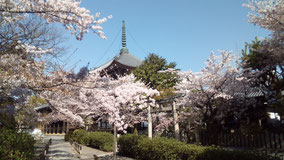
<box><xmin>45</xmin><ymin>136</ymin><xmax>80</xmax><ymax>160</ymax></box>
<box><xmin>80</xmin><ymin>145</ymin><xmax>112</xmax><ymax>160</ymax></box>
<box><xmin>77</xmin><ymin>142</ymin><xmax>133</xmax><ymax>160</ymax></box>
<box><xmin>44</xmin><ymin>135</ymin><xmax>133</xmax><ymax>160</ymax></box>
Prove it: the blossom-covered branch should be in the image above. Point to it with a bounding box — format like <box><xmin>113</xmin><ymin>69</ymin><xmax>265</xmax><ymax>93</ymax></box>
<box><xmin>42</xmin><ymin>73</ymin><xmax>159</xmax><ymax>131</ymax></box>
<box><xmin>0</xmin><ymin>0</ymin><xmax>111</xmax><ymax>40</ymax></box>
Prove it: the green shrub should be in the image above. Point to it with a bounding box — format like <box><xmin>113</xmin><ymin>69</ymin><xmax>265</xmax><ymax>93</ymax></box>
<box><xmin>64</xmin><ymin>131</ymin><xmax>73</xmax><ymax>142</ymax></box>
<box><xmin>0</xmin><ymin>128</ymin><xmax>35</xmax><ymax>160</ymax></box>
<box><xmin>69</xmin><ymin>130</ymin><xmax>114</xmax><ymax>152</ymax></box>
<box><xmin>0</xmin><ymin>113</ymin><xmax>17</xmax><ymax>129</ymax></box>
<box><xmin>118</xmin><ymin>134</ymin><xmax>146</xmax><ymax>158</ymax></box>
<box><xmin>88</xmin><ymin>132</ymin><xmax>113</xmax><ymax>152</ymax></box>
<box><xmin>117</xmin><ymin>134</ymin><xmax>281</xmax><ymax>160</ymax></box>
<box><xmin>71</xmin><ymin>129</ymin><xmax>89</xmax><ymax>145</ymax></box>
<box><xmin>135</xmin><ymin>137</ymin><xmax>205</xmax><ymax>160</ymax></box>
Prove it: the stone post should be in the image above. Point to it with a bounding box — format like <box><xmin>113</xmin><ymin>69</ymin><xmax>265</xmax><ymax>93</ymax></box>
<box><xmin>173</xmin><ymin>101</ymin><xmax>180</xmax><ymax>140</ymax></box>
<box><xmin>148</xmin><ymin>103</ymin><xmax>152</xmax><ymax>139</ymax></box>
<box><xmin>66</xmin><ymin>122</ymin><xmax>69</xmax><ymax>133</ymax></box>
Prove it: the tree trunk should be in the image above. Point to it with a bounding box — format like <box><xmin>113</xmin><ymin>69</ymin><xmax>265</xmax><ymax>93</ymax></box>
<box><xmin>194</xmin><ymin>128</ymin><xmax>200</xmax><ymax>144</ymax></box>
<box><xmin>206</xmin><ymin>121</ymin><xmax>218</xmax><ymax>145</ymax></box>
<box><xmin>113</xmin><ymin>125</ymin><xmax>117</xmax><ymax>160</ymax></box>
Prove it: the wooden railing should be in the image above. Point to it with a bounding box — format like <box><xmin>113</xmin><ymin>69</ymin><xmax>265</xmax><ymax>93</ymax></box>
<box><xmin>34</xmin><ymin>138</ymin><xmax>52</xmax><ymax>160</ymax></box>
<box><xmin>70</xmin><ymin>139</ymin><xmax>82</xmax><ymax>154</ymax></box>
<box><xmin>43</xmin><ymin>121</ymin><xmax>69</xmax><ymax>134</ymax></box>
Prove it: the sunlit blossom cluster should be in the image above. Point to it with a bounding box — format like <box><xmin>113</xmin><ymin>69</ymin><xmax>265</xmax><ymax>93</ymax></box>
<box><xmin>0</xmin><ymin>0</ymin><xmax>111</xmax><ymax>40</ymax></box>
<box><xmin>244</xmin><ymin>0</ymin><xmax>284</xmax><ymax>63</ymax></box>
<box><xmin>244</xmin><ymin>0</ymin><xmax>284</xmax><ymax>34</ymax></box>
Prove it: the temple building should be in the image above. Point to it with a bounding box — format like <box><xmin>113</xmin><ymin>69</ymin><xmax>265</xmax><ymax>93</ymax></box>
<box><xmin>37</xmin><ymin>21</ymin><xmax>144</xmax><ymax>134</ymax></box>
<box><xmin>94</xmin><ymin>20</ymin><xmax>142</xmax><ymax>78</ymax></box>
<box><xmin>88</xmin><ymin>21</ymin><xmax>145</xmax><ymax>131</ymax></box>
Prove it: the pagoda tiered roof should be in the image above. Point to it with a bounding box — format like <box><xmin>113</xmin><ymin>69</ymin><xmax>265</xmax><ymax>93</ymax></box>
<box><xmin>92</xmin><ymin>20</ymin><xmax>142</xmax><ymax>77</ymax></box>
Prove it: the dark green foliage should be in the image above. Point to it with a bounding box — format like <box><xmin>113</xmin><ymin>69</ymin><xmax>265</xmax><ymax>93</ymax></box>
<box><xmin>0</xmin><ymin>128</ymin><xmax>35</xmax><ymax>160</ymax></box>
<box><xmin>68</xmin><ymin>129</ymin><xmax>113</xmax><ymax>152</ymax></box>
<box><xmin>117</xmin><ymin>134</ymin><xmax>146</xmax><ymax>158</ymax></box>
<box><xmin>70</xmin><ymin>129</ymin><xmax>89</xmax><ymax>145</ymax></box>
<box><xmin>64</xmin><ymin>131</ymin><xmax>73</xmax><ymax>142</ymax></box>
<box><xmin>241</xmin><ymin>37</ymin><xmax>284</xmax><ymax>121</ymax></box>
<box><xmin>242</xmin><ymin>37</ymin><xmax>267</xmax><ymax>70</ymax></box>
<box><xmin>135</xmin><ymin>137</ymin><xmax>205</xmax><ymax>160</ymax></box>
<box><xmin>241</xmin><ymin>37</ymin><xmax>283</xmax><ymax>95</ymax></box>
<box><xmin>0</xmin><ymin>113</ymin><xmax>17</xmax><ymax>129</ymax></box>
<box><xmin>132</xmin><ymin>53</ymin><xmax>178</xmax><ymax>90</ymax></box>
<box><xmin>88</xmin><ymin>132</ymin><xmax>113</xmax><ymax>152</ymax></box>
<box><xmin>118</xmin><ymin>134</ymin><xmax>280</xmax><ymax>160</ymax></box>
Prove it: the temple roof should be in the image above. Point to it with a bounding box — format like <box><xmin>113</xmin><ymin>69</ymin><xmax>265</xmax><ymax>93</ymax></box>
<box><xmin>95</xmin><ymin>49</ymin><xmax>142</xmax><ymax>71</ymax></box>
<box><xmin>94</xmin><ymin>20</ymin><xmax>142</xmax><ymax>72</ymax></box>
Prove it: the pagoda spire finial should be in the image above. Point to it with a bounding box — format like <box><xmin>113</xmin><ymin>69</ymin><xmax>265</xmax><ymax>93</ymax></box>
<box><xmin>122</xmin><ymin>20</ymin><xmax>126</xmax><ymax>48</ymax></box>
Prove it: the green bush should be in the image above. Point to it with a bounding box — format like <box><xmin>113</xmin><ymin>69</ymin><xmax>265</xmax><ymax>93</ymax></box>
<box><xmin>64</xmin><ymin>131</ymin><xmax>73</xmax><ymax>142</ymax></box>
<box><xmin>88</xmin><ymin>132</ymin><xmax>113</xmax><ymax>152</ymax></box>
<box><xmin>135</xmin><ymin>137</ymin><xmax>205</xmax><ymax>160</ymax></box>
<box><xmin>0</xmin><ymin>128</ymin><xmax>35</xmax><ymax>160</ymax></box>
<box><xmin>118</xmin><ymin>134</ymin><xmax>146</xmax><ymax>158</ymax></box>
<box><xmin>71</xmin><ymin>129</ymin><xmax>89</xmax><ymax>145</ymax></box>
<box><xmin>69</xmin><ymin>129</ymin><xmax>113</xmax><ymax>152</ymax></box>
<box><xmin>118</xmin><ymin>134</ymin><xmax>281</xmax><ymax>160</ymax></box>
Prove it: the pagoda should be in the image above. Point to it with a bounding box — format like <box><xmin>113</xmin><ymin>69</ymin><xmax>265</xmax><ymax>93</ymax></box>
<box><xmin>95</xmin><ymin>20</ymin><xmax>142</xmax><ymax>78</ymax></box>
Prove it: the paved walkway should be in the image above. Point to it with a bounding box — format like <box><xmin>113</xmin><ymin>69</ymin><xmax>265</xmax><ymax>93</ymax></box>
<box><xmin>76</xmin><ymin>141</ymin><xmax>133</xmax><ymax>160</ymax></box>
<box><xmin>45</xmin><ymin>136</ymin><xmax>79</xmax><ymax>160</ymax></box>
<box><xmin>44</xmin><ymin>135</ymin><xmax>133</xmax><ymax>160</ymax></box>
<box><xmin>80</xmin><ymin>145</ymin><xmax>112</xmax><ymax>160</ymax></box>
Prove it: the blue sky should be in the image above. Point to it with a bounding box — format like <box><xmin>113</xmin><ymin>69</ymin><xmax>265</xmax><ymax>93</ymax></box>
<box><xmin>61</xmin><ymin>0</ymin><xmax>270</xmax><ymax>72</ymax></box>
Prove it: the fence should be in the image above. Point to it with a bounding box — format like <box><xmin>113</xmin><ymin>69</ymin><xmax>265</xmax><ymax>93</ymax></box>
<box><xmin>70</xmin><ymin>139</ymin><xmax>82</xmax><ymax>154</ymax></box>
<box><xmin>34</xmin><ymin>138</ymin><xmax>52</xmax><ymax>160</ymax></box>
<box><xmin>200</xmin><ymin>132</ymin><xmax>284</xmax><ymax>158</ymax></box>
<box><xmin>43</xmin><ymin>121</ymin><xmax>69</xmax><ymax>134</ymax></box>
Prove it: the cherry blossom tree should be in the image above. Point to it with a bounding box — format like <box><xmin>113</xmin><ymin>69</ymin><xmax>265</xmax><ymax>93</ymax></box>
<box><xmin>175</xmin><ymin>50</ymin><xmax>256</xmax><ymax>144</ymax></box>
<box><xmin>244</xmin><ymin>0</ymin><xmax>284</xmax><ymax>70</ymax></box>
<box><xmin>0</xmin><ymin>19</ymin><xmax>69</xmax><ymax>126</ymax></box>
<box><xmin>41</xmin><ymin>72</ymin><xmax>158</xmax><ymax>158</ymax></box>
<box><xmin>41</xmin><ymin>72</ymin><xmax>159</xmax><ymax>129</ymax></box>
<box><xmin>0</xmin><ymin>0</ymin><xmax>111</xmax><ymax>127</ymax></box>
<box><xmin>244</xmin><ymin>0</ymin><xmax>284</xmax><ymax>104</ymax></box>
<box><xmin>244</xmin><ymin>0</ymin><xmax>284</xmax><ymax>74</ymax></box>
<box><xmin>0</xmin><ymin>0</ymin><xmax>111</xmax><ymax>94</ymax></box>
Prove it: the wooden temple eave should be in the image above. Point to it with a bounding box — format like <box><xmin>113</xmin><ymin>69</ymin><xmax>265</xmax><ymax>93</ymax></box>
<box><xmin>100</xmin><ymin>60</ymin><xmax>136</xmax><ymax>78</ymax></box>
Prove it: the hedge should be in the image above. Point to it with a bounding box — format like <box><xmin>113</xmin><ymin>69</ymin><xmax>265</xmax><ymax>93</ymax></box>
<box><xmin>88</xmin><ymin>132</ymin><xmax>113</xmax><ymax>152</ymax></box>
<box><xmin>66</xmin><ymin>129</ymin><xmax>113</xmax><ymax>152</ymax></box>
<box><xmin>117</xmin><ymin>134</ymin><xmax>147</xmax><ymax>158</ymax></box>
<box><xmin>70</xmin><ymin>129</ymin><xmax>89</xmax><ymax>145</ymax></box>
<box><xmin>64</xmin><ymin>131</ymin><xmax>72</xmax><ymax>142</ymax></box>
<box><xmin>0</xmin><ymin>128</ymin><xmax>35</xmax><ymax>160</ymax></box>
<box><xmin>118</xmin><ymin>134</ymin><xmax>281</xmax><ymax>160</ymax></box>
